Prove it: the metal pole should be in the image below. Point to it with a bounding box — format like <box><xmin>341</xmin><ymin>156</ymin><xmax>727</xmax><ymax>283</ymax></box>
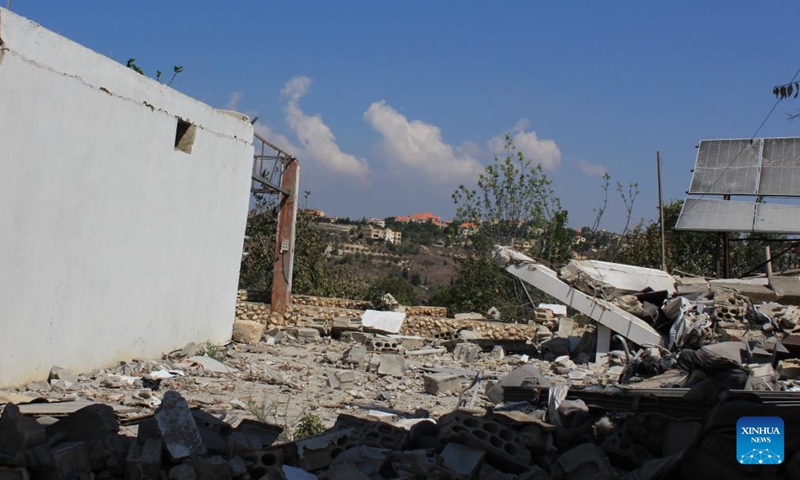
<box><xmin>270</xmin><ymin>157</ymin><xmax>299</xmax><ymax>313</ymax></box>
<box><xmin>657</xmin><ymin>152</ymin><xmax>667</xmax><ymax>271</ymax></box>
<box><xmin>723</xmin><ymin>195</ymin><xmax>731</xmax><ymax>278</ymax></box>
<box><xmin>765</xmin><ymin>246</ymin><xmax>773</xmax><ymax>285</ymax></box>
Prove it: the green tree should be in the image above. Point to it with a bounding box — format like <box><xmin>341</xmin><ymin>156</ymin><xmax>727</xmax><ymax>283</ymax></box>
<box><xmin>435</xmin><ymin>135</ymin><xmax>569</xmax><ymax>318</ymax></box>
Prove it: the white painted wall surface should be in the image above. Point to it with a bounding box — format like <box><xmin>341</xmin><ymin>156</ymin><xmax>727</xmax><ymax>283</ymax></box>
<box><xmin>0</xmin><ymin>9</ymin><xmax>254</xmax><ymax>386</ymax></box>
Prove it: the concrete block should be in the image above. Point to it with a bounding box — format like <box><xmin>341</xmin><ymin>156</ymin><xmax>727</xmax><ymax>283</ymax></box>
<box><xmin>329</xmin><ymin>445</ymin><xmax>388</xmax><ymax>476</ymax></box>
<box><xmin>226</xmin><ymin>431</ymin><xmax>260</xmax><ymax>456</ymax></box>
<box><xmin>441</xmin><ymin>442</ymin><xmax>485</xmax><ymax>476</ymax></box>
<box><xmin>454</xmin><ymin>343</ymin><xmax>480</xmax><ymax>362</ymax></box>
<box><xmin>296</xmin><ymin>327</ymin><xmax>321</xmax><ymax>342</ymax></box>
<box><xmin>554</xmin><ymin>442</ymin><xmax>617</xmax><ymax>480</ymax></box>
<box><xmin>46</xmin><ymin>404</ymin><xmax>119</xmax><ymax>442</ymax></box>
<box><xmin>490</xmin><ymin>346</ymin><xmax>505</xmax><ymax>360</ymax></box>
<box><xmin>294</xmin><ymin>429</ymin><xmax>353</xmax><ymax>471</ymax></box>
<box><xmin>283</xmin><ymin>465</ymin><xmax>318</xmax><ymax>479</ymax></box>
<box><xmin>423</xmin><ymin>373</ymin><xmax>464</xmax><ymax>395</ymax></box>
<box><xmin>438</xmin><ymin>412</ymin><xmax>530</xmax><ymax>472</ymax></box>
<box><xmin>328</xmin><ymin>369</ymin><xmax>355</xmax><ymax>390</ymax></box>
<box><xmin>190</xmin><ymin>455</ymin><xmax>230</xmax><ymax>480</ymax></box>
<box><xmin>0</xmin><ymin>403</ymin><xmax>47</xmax><ymax>455</ymax></box>
<box><xmin>368</xmin><ymin>336</ymin><xmax>401</xmax><ymax>352</ymax></box>
<box><xmin>51</xmin><ymin>441</ymin><xmax>92</xmax><ymax>480</ymax></box>
<box><xmin>125</xmin><ymin>438</ymin><xmax>162</xmax><ymax>480</ymax></box>
<box><xmin>198</xmin><ymin>428</ymin><xmax>227</xmax><ymax>455</ymax></box>
<box><xmin>455</xmin><ymin>312</ymin><xmax>485</xmax><ymax>321</ymax></box>
<box><xmin>234</xmin><ymin>419</ymin><xmax>284</xmax><ymax>448</ymax></box>
<box><xmin>228</xmin><ymin>456</ymin><xmax>247</xmax><ymax>477</ymax></box>
<box><xmin>556</xmin><ymin>317</ymin><xmax>575</xmax><ymax>337</ymax></box>
<box><xmin>232</xmin><ymin>320</ymin><xmax>266</xmax><ymax>344</ymax></box>
<box><xmin>778</xmin><ymin>358</ymin><xmax>800</xmax><ymax>379</ymax></box>
<box><xmin>377</xmin><ymin>354</ymin><xmax>404</xmax><ymax>377</ymax></box>
<box><xmin>487</xmin><ymin>365</ymin><xmax>545</xmax><ymax>404</ymax></box>
<box><xmin>154</xmin><ymin>391</ymin><xmax>206</xmax><ymax>460</ymax></box>
<box><xmin>366</xmin><ymin>410</ymin><xmax>398</xmax><ymax>423</ymax></box>
<box><xmin>343</xmin><ymin>346</ymin><xmax>368</xmax><ymax>365</ymax></box>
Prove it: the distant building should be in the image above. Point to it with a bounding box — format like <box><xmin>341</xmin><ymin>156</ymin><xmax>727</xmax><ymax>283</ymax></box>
<box><xmin>409</xmin><ymin>212</ymin><xmax>442</xmax><ymax>226</ymax></box>
<box><xmin>385</xmin><ymin>228</ymin><xmax>402</xmax><ymax>245</ymax></box>
<box><xmin>460</xmin><ymin>222</ymin><xmax>478</xmax><ymax>236</ymax></box>
<box><xmin>302</xmin><ymin>209</ymin><xmax>326</xmax><ymax>218</ymax></box>
<box><xmin>360</xmin><ymin>226</ymin><xmax>402</xmax><ymax>245</ymax></box>
<box><xmin>361</xmin><ymin>226</ymin><xmax>385</xmax><ymax>241</ymax></box>
<box><xmin>367</xmin><ymin>217</ymin><xmax>385</xmax><ymax>228</ymax></box>
<box><xmin>395</xmin><ymin>216</ymin><xmax>411</xmax><ymax>223</ymax></box>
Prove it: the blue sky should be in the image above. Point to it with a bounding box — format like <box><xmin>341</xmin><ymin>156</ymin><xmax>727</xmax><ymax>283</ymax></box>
<box><xmin>11</xmin><ymin>1</ymin><xmax>800</xmax><ymax>231</ymax></box>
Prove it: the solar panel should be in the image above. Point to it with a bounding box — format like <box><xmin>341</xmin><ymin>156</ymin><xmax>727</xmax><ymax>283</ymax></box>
<box><xmin>758</xmin><ymin>138</ymin><xmax>800</xmax><ymax>196</ymax></box>
<box><xmin>688</xmin><ymin>139</ymin><xmax>760</xmax><ymax>195</ymax></box>
<box><xmin>674</xmin><ymin>198</ymin><xmax>755</xmax><ymax>232</ymax></box>
<box><xmin>754</xmin><ymin>202</ymin><xmax>800</xmax><ymax>233</ymax></box>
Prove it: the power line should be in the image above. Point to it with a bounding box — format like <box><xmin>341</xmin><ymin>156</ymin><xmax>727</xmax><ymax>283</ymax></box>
<box><xmin>695</xmin><ymin>66</ymin><xmax>800</xmax><ymax>201</ymax></box>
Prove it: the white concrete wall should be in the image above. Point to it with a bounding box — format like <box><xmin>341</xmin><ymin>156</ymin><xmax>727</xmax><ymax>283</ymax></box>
<box><xmin>0</xmin><ymin>9</ymin><xmax>254</xmax><ymax>387</ymax></box>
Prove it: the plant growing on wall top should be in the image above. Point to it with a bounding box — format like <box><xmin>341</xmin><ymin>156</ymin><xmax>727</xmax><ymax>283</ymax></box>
<box><xmin>126</xmin><ymin>58</ymin><xmax>183</xmax><ymax>86</ymax></box>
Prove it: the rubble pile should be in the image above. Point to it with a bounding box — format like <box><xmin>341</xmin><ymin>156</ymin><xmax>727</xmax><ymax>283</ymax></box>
<box><xmin>5</xmin><ymin>249</ymin><xmax>800</xmax><ymax>477</ymax></box>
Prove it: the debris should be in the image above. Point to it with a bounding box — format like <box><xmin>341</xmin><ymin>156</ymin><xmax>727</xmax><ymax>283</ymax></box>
<box><xmin>186</xmin><ymin>356</ymin><xmax>238</xmax><ymax>374</ymax></box>
<box><xmin>231</xmin><ymin>320</ymin><xmax>266</xmax><ymax>344</ymax></box>
<box><xmin>560</xmin><ymin>258</ymin><xmax>676</xmax><ymax>297</ymax></box>
<box><xmin>495</xmin><ymin>246</ymin><xmax>664</xmax><ymax>349</ymax></box>
<box><xmin>154</xmin><ymin>391</ymin><xmax>206</xmax><ymax>461</ymax></box>
<box><xmin>423</xmin><ymin>373</ymin><xmax>464</xmax><ymax>395</ymax></box>
<box><xmin>377</xmin><ymin>354</ymin><xmax>405</xmax><ymax>378</ymax></box>
<box><xmin>453</xmin><ymin>342</ymin><xmax>481</xmax><ymax>362</ymax></box>
<box><xmin>361</xmin><ymin>309</ymin><xmax>406</xmax><ymax>334</ymax></box>
<box><xmin>441</xmin><ymin>442</ymin><xmax>485</xmax><ymax>476</ymax></box>
<box><xmin>487</xmin><ymin>364</ymin><xmax>546</xmax><ymax>404</ymax></box>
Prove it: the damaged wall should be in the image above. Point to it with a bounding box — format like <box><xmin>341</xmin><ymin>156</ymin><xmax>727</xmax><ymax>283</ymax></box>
<box><xmin>0</xmin><ymin>9</ymin><xmax>254</xmax><ymax>386</ymax></box>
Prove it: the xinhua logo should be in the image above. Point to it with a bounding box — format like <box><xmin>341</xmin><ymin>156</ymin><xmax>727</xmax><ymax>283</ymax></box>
<box><xmin>737</xmin><ymin>416</ymin><xmax>784</xmax><ymax>465</ymax></box>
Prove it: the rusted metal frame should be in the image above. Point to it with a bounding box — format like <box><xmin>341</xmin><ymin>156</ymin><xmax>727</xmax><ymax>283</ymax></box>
<box><xmin>270</xmin><ymin>156</ymin><xmax>299</xmax><ymax>313</ymax></box>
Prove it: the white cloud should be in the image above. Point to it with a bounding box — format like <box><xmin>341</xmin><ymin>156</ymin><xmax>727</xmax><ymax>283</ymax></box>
<box><xmin>578</xmin><ymin>160</ymin><xmax>608</xmax><ymax>177</ymax></box>
<box><xmin>488</xmin><ymin>120</ymin><xmax>561</xmax><ymax>170</ymax></box>
<box><xmin>226</xmin><ymin>91</ymin><xmax>243</xmax><ymax>111</ymax></box>
<box><xmin>281</xmin><ymin>76</ymin><xmax>370</xmax><ymax>180</ymax></box>
<box><xmin>364</xmin><ymin>100</ymin><xmax>483</xmax><ymax>183</ymax></box>
<box><xmin>281</xmin><ymin>76</ymin><xmax>311</xmax><ymax>100</ymax></box>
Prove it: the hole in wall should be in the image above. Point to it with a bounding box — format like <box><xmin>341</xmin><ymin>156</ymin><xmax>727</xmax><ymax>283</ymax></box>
<box><xmin>174</xmin><ymin>118</ymin><xmax>196</xmax><ymax>153</ymax></box>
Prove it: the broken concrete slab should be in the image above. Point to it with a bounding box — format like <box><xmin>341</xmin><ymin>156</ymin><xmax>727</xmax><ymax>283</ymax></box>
<box><xmin>45</xmin><ymin>404</ymin><xmax>118</xmax><ymax>442</ymax></box>
<box><xmin>560</xmin><ymin>258</ymin><xmax>676</xmax><ymax>297</ymax></box>
<box><xmin>187</xmin><ymin>356</ymin><xmax>239</xmax><ymax>374</ymax></box>
<box><xmin>361</xmin><ymin>310</ymin><xmax>406</xmax><ymax>334</ymax></box>
<box><xmin>231</xmin><ymin>320</ymin><xmax>266</xmax><ymax>344</ymax></box>
<box><xmin>494</xmin><ymin>246</ymin><xmax>664</xmax><ymax>347</ymax></box>
<box><xmin>453</xmin><ymin>342</ymin><xmax>481</xmax><ymax>362</ymax></box>
<box><xmin>423</xmin><ymin>373</ymin><xmax>464</xmax><ymax>395</ymax></box>
<box><xmin>487</xmin><ymin>364</ymin><xmax>546</xmax><ymax>404</ymax></box>
<box><xmin>778</xmin><ymin>358</ymin><xmax>800</xmax><ymax>379</ymax></box>
<box><xmin>441</xmin><ymin>442</ymin><xmax>485</xmax><ymax>476</ymax></box>
<box><xmin>154</xmin><ymin>391</ymin><xmax>206</xmax><ymax>461</ymax></box>
<box><xmin>343</xmin><ymin>346</ymin><xmax>368</xmax><ymax>365</ymax></box>
<box><xmin>377</xmin><ymin>354</ymin><xmax>404</xmax><ymax>378</ymax></box>
<box><xmin>0</xmin><ymin>403</ymin><xmax>47</xmax><ymax>455</ymax></box>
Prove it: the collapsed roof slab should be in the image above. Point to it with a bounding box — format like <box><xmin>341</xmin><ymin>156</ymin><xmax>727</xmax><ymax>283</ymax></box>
<box><xmin>493</xmin><ymin>246</ymin><xmax>664</xmax><ymax>347</ymax></box>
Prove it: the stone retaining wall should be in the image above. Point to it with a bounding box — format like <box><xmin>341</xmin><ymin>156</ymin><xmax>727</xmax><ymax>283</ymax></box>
<box><xmin>235</xmin><ymin>291</ymin><xmax>542</xmax><ymax>340</ymax></box>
